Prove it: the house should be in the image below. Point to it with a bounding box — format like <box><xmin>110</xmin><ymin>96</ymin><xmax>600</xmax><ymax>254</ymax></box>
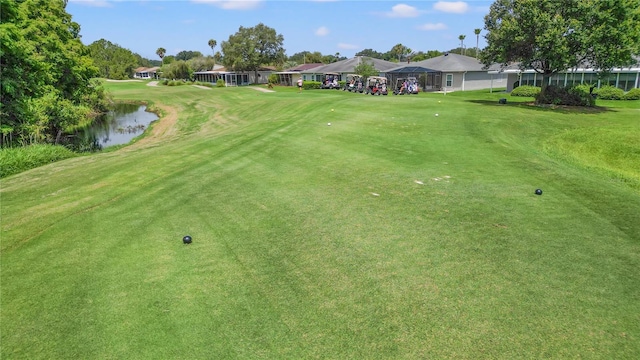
<box><xmin>275</xmin><ymin>63</ymin><xmax>324</xmax><ymax>86</ymax></box>
<box><xmin>384</xmin><ymin>53</ymin><xmax>505</xmax><ymax>92</ymax></box>
<box><xmin>300</xmin><ymin>56</ymin><xmax>399</xmax><ymax>83</ymax></box>
<box><xmin>133</xmin><ymin>66</ymin><xmax>160</xmax><ymax>79</ymax></box>
<box><xmin>192</xmin><ymin>64</ymin><xmax>275</xmax><ymax>86</ymax></box>
<box><xmin>492</xmin><ymin>56</ymin><xmax>640</xmax><ymax>92</ymax></box>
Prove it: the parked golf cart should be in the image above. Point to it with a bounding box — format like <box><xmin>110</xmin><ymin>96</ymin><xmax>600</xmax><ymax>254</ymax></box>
<box><xmin>343</xmin><ymin>74</ymin><xmax>364</xmax><ymax>93</ymax></box>
<box><xmin>393</xmin><ymin>77</ymin><xmax>419</xmax><ymax>95</ymax></box>
<box><xmin>364</xmin><ymin>76</ymin><xmax>388</xmax><ymax>95</ymax></box>
<box><xmin>321</xmin><ymin>73</ymin><xmax>341</xmax><ymax>89</ymax></box>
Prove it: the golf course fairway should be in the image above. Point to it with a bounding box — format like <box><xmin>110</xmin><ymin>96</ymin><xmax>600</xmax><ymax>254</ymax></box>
<box><xmin>2</xmin><ymin>82</ymin><xmax>639</xmax><ymax>358</ymax></box>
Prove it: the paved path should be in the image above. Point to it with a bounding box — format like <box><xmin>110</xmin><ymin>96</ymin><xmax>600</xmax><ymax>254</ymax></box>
<box><xmin>147</xmin><ymin>81</ymin><xmax>158</xmax><ymax>86</ymax></box>
<box><xmin>192</xmin><ymin>85</ymin><xmax>211</xmax><ymax>90</ymax></box>
<box><xmin>249</xmin><ymin>86</ymin><xmax>275</xmax><ymax>93</ymax></box>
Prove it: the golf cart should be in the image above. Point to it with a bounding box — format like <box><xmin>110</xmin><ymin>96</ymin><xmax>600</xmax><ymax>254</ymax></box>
<box><xmin>321</xmin><ymin>73</ymin><xmax>341</xmax><ymax>89</ymax></box>
<box><xmin>343</xmin><ymin>74</ymin><xmax>364</xmax><ymax>93</ymax></box>
<box><xmin>393</xmin><ymin>77</ymin><xmax>419</xmax><ymax>95</ymax></box>
<box><xmin>364</xmin><ymin>76</ymin><xmax>388</xmax><ymax>95</ymax></box>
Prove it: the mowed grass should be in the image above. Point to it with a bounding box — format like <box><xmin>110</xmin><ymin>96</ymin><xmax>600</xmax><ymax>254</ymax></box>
<box><xmin>1</xmin><ymin>82</ymin><xmax>639</xmax><ymax>358</ymax></box>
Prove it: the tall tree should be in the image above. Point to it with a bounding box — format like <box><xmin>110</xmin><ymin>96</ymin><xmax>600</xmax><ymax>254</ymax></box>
<box><xmin>474</xmin><ymin>28</ymin><xmax>481</xmax><ymax>58</ymax></box>
<box><xmin>390</xmin><ymin>43</ymin><xmax>407</xmax><ymax>62</ymax></box>
<box><xmin>221</xmin><ymin>23</ymin><xmax>285</xmax><ymax>81</ymax></box>
<box><xmin>482</xmin><ymin>0</ymin><xmax>640</xmax><ymax>99</ymax></box>
<box><xmin>1</xmin><ymin>0</ymin><xmax>107</xmax><ymax>145</ymax></box>
<box><xmin>175</xmin><ymin>50</ymin><xmax>203</xmax><ymax>61</ymax></box>
<box><xmin>458</xmin><ymin>35</ymin><xmax>466</xmax><ymax>55</ymax></box>
<box><xmin>353</xmin><ymin>59</ymin><xmax>378</xmax><ymax>80</ymax></box>
<box><xmin>88</xmin><ymin>39</ymin><xmax>138</xmax><ymax>79</ymax></box>
<box><xmin>156</xmin><ymin>47</ymin><xmax>166</xmax><ymax>65</ymax></box>
<box><xmin>355</xmin><ymin>48</ymin><xmax>384</xmax><ymax>59</ymax></box>
<box><xmin>208</xmin><ymin>39</ymin><xmax>217</xmax><ymax>56</ymax></box>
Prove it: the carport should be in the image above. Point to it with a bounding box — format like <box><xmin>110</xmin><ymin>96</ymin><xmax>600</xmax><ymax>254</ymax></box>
<box><xmin>384</xmin><ymin>66</ymin><xmax>442</xmax><ymax>91</ymax></box>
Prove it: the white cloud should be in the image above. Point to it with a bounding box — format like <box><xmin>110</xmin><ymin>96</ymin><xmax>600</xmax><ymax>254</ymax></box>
<box><xmin>386</xmin><ymin>4</ymin><xmax>420</xmax><ymax>18</ymax></box>
<box><xmin>433</xmin><ymin>1</ymin><xmax>469</xmax><ymax>14</ymax></box>
<box><xmin>338</xmin><ymin>43</ymin><xmax>359</xmax><ymax>50</ymax></box>
<box><xmin>68</xmin><ymin>0</ymin><xmax>112</xmax><ymax>7</ymax></box>
<box><xmin>315</xmin><ymin>26</ymin><xmax>330</xmax><ymax>36</ymax></box>
<box><xmin>417</xmin><ymin>23</ymin><xmax>448</xmax><ymax>31</ymax></box>
<box><xmin>191</xmin><ymin>0</ymin><xmax>263</xmax><ymax>10</ymax></box>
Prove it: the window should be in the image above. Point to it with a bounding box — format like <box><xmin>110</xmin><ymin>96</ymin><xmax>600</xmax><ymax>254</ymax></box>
<box><xmin>446</xmin><ymin>74</ymin><xmax>453</xmax><ymax>87</ymax></box>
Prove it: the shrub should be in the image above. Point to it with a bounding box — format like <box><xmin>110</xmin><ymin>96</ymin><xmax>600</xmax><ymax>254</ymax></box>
<box><xmin>161</xmin><ymin>79</ymin><xmax>169</xmax><ymax>85</ymax></box>
<box><xmin>535</xmin><ymin>85</ymin><xmax>596</xmax><ymax>107</ymax></box>
<box><xmin>302</xmin><ymin>81</ymin><xmax>322</xmax><ymax>90</ymax></box>
<box><xmin>268</xmin><ymin>74</ymin><xmax>278</xmax><ymax>85</ymax></box>
<box><xmin>595</xmin><ymin>85</ymin><xmax>625</xmax><ymax>100</ymax></box>
<box><xmin>0</xmin><ymin>144</ymin><xmax>77</xmax><ymax>178</ymax></box>
<box><xmin>338</xmin><ymin>81</ymin><xmax>346</xmax><ymax>88</ymax></box>
<box><xmin>216</xmin><ymin>79</ymin><xmax>225</xmax><ymax>87</ymax></box>
<box><xmin>511</xmin><ymin>85</ymin><xmax>540</xmax><ymax>97</ymax></box>
<box><xmin>623</xmin><ymin>88</ymin><xmax>640</xmax><ymax>100</ymax></box>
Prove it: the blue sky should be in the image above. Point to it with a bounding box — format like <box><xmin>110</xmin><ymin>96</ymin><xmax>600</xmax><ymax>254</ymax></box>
<box><xmin>67</xmin><ymin>0</ymin><xmax>493</xmax><ymax>60</ymax></box>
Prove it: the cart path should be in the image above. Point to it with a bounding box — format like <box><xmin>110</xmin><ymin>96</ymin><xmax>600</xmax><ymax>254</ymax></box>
<box><xmin>249</xmin><ymin>86</ymin><xmax>275</xmax><ymax>93</ymax></box>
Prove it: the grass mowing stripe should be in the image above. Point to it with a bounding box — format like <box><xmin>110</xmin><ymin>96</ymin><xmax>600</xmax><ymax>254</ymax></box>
<box><xmin>2</xmin><ymin>84</ymin><xmax>639</xmax><ymax>358</ymax></box>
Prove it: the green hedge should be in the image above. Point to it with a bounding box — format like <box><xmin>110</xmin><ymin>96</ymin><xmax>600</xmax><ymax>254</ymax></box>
<box><xmin>595</xmin><ymin>85</ymin><xmax>625</xmax><ymax>100</ymax></box>
<box><xmin>302</xmin><ymin>81</ymin><xmax>322</xmax><ymax>90</ymax></box>
<box><xmin>0</xmin><ymin>144</ymin><xmax>78</xmax><ymax>178</ymax></box>
<box><xmin>535</xmin><ymin>85</ymin><xmax>596</xmax><ymax>107</ymax></box>
<box><xmin>511</xmin><ymin>85</ymin><xmax>541</xmax><ymax>97</ymax></box>
<box><xmin>623</xmin><ymin>88</ymin><xmax>640</xmax><ymax>100</ymax></box>
<box><xmin>216</xmin><ymin>79</ymin><xmax>225</xmax><ymax>87</ymax></box>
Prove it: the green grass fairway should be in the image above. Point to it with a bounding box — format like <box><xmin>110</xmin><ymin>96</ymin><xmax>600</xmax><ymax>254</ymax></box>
<box><xmin>2</xmin><ymin>82</ymin><xmax>639</xmax><ymax>358</ymax></box>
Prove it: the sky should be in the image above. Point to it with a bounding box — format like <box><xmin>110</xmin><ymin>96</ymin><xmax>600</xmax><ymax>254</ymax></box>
<box><xmin>67</xmin><ymin>0</ymin><xmax>493</xmax><ymax>61</ymax></box>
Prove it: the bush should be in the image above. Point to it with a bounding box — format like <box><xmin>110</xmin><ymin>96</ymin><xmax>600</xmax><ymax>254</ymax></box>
<box><xmin>623</xmin><ymin>88</ymin><xmax>640</xmax><ymax>100</ymax></box>
<box><xmin>595</xmin><ymin>85</ymin><xmax>625</xmax><ymax>100</ymax></box>
<box><xmin>268</xmin><ymin>74</ymin><xmax>278</xmax><ymax>85</ymax></box>
<box><xmin>302</xmin><ymin>81</ymin><xmax>322</xmax><ymax>90</ymax></box>
<box><xmin>511</xmin><ymin>85</ymin><xmax>541</xmax><ymax>97</ymax></box>
<box><xmin>535</xmin><ymin>85</ymin><xmax>596</xmax><ymax>107</ymax></box>
<box><xmin>338</xmin><ymin>80</ymin><xmax>346</xmax><ymax>88</ymax></box>
<box><xmin>0</xmin><ymin>144</ymin><xmax>77</xmax><ymax>178</ymax></box>
<box><xmin>216</xmin><ymin>79</ymin><xmax>225</xmax><ymax>87</ymax></box>
<box><xmin>161</xmin><ymin>79</ymin><xmax>169</xmax><ymax>85</ymax></box>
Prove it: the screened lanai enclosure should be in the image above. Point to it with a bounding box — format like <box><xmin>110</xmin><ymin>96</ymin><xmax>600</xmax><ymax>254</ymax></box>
<box><xmin>384</xmin><ymin>66</ymin><xmax>443</xmax><ymax>92</ymax></box>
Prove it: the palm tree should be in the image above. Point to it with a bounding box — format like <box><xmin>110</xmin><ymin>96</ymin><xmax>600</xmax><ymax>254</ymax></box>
<box><xmin>208</xmin><ymin>39</ymin><xmax>217</xmax><ymax>68</ymax></box>
<box><xmin>474</xmin><ymin>29</ymin><xmax>481</xmax><ymax>59</ymax></box>
<box><xmin>208</xmin><ymin>39</ymin><xmax>217</xmax><ymax>57</ymax></box>
<box><xmin>458</xmin><ymin>35</ymin><xmax>466</xmax><ymax>56</ymax></box>
<box><xmin>156</xmin><ymin>47</ymin><xmax>166</xmax><ymax>65</ymax></box>
<box><xmin>334</xmin><ymin>52</ymin><xmax>341</xmax><ymax>62</ymax></box>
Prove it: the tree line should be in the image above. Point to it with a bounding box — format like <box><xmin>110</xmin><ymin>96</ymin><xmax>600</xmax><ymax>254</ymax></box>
<box><xmin>2</xmin><ymin>0</ymin><xmax>638</xmax><ymax>149</ymax></box>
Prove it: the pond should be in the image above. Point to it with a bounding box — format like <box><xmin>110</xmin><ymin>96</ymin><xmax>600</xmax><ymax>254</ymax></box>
<box><xmin>69</xmin><ymin>103</ymin><xmax>159</xmax><ymax>151</ymax></box>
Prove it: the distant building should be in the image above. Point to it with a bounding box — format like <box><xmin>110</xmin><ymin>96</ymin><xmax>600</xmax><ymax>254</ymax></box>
<box><xmin>385</xmin><ymin>53</ymin><xmax>505</xmax><ymax>92</ymax></box>
<box><xmin>133</xmin><ymin>67</ymin><xmax>160</xmax><ymax>79</ymax></box>
<box><xmin>491</xmin><ymin>56</ymin><xmax>640</xmax><ymax>92</ymax></box>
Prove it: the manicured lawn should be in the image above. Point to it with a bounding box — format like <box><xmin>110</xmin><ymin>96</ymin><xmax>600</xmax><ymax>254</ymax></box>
<box><xmin>2</xmin><ymin>82</ymin><xmax>639</xmax><ymax>358</ymax></box>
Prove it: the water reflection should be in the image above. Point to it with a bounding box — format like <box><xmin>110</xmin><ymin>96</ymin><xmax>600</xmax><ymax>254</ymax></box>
<box><xmin>70</xmin><ymin>104</ymin><xmax>159</xmax><ymax>151</ymax></box>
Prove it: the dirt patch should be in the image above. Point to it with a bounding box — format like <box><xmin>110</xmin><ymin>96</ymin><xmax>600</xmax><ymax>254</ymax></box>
<box><xmin>147</xmin><ymin>81</ymin><xmax>159</xmax><ymax>86</ymax></box>
<box><xmin>249</xmin><ymin>86</ymin><xmax>275</xmax><ymax>93</ymax></box>
<box><xmin>192</xmin><ymin>85</ymin><xmax>211</xmax><ymax>90</ymax></box>
<box><xmin>124</xmin><ymin>103</ymin><xmax>178</xmax><ymax>150</ymax></box>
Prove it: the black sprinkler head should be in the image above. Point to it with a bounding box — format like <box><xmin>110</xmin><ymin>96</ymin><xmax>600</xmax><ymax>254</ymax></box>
<box><xmin>183</xmin><ymin>235</ymin><xmax>192</xmax><ymax>244</ymax></box>
<box><xmin>535</xmin><ymin>189</ymin><xmax>543</xmax><ymax>195</ymax></box>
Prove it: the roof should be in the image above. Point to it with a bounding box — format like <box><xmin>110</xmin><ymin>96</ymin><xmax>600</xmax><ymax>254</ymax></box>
<box><xmin>410</xmin><ymin>53</ymin><xmax>498</xmax><ymax>72</ymax></box>
<box><xmin>302</xmin><ymin>56</ymin><xmax>399</xmax><ymax>74</ymax></box>
<box><xmin>385</xmin><ymin>65</ymin><xmax>439</xmax><ymax>73</ymax></box>
<box><xmin>134</xmin><ymin>67</ymin><xmax>159</xmax><ymax>73</ymax></box>
<box><xmin>285</xmin><ymin>63</ymin><xmax>324</xmax><ymax>72</ymax></box>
